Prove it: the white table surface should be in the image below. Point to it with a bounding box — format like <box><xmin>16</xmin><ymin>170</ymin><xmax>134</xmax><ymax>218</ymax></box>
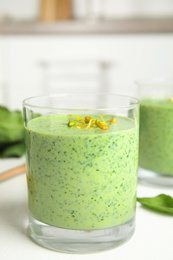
<box><xmin>0</xmin><ymin>158</ymin><xmax>173</xmax><ymax>260</ymax></box>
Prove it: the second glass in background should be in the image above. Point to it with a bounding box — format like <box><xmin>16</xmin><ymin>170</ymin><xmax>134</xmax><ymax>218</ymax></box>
<box><xmin>136</xmin><ymin>78</ymin><xmax>173</xmax><ymax>187</ymax></box>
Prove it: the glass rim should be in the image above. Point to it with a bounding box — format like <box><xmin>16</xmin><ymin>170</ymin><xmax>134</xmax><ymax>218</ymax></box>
<box><xmin>135</xmin><ymin>77</ymin><xmax>173</xmax><ymax>86</ymax></box>
<box><xmin>23</xmin><ymin>93</ymin><xmax>140</xmax><ymax>112</ymax></box>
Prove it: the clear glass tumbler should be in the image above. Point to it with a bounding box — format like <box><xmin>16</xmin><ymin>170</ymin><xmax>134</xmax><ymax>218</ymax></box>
<box><xmin>136</xmin><ymin>78</ymin><xmax>173</xmax><ymax>187</ymax></box>
<box><xmin>23</xmin><ymin>93</ymin><xmax>139</xmax><ymax>254</ymax></box>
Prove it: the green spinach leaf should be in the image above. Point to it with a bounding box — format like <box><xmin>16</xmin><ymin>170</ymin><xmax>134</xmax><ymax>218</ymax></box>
<box><xmin>0</xmin><ymin>106</ymin><xmax>25</xmax><ymax>158</ymax></box>
<box><xmin>0</xmin><ymin>142</ymin><xmax>25</xmax><ymax>158</ymax></box>
<box><xmin>137</xmin><ymin>194</ymin><xmax>173</xmax><ymax>215</ymax></box>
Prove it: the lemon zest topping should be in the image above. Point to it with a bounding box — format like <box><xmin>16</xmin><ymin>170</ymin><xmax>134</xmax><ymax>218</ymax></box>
<box><xmin>68</xmin><ymin>115</ymin><xmax>116</xmax><ymax>131</ymax></box>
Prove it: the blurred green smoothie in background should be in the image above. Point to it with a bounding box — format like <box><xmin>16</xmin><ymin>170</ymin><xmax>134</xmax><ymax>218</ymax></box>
<box><xmin>136</xmin><ymin>78</ymin><xmax>173</xmax><ymax>187</ymax></box>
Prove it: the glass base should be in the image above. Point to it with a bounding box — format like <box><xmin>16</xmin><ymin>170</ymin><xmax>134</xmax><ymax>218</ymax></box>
<box><xmin>28</xmin><ymin>214</ymin><xmax>135</xmax><ymax>254</ymax></box>
<box><xmin>138</xmin><ymin>167</ymin><xmax>173</xmax><ymax>187</ymax></box>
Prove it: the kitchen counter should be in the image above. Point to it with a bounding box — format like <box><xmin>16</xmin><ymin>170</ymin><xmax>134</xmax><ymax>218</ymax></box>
<box><xmin>0</xmin><ymin>157</ymin><xmax>173</xmax><ymax>260</ymax></box>
<box><xmin>0</xmin><ymin>17</ymin><xmax>173</xmax><ymax>35</ymax></box>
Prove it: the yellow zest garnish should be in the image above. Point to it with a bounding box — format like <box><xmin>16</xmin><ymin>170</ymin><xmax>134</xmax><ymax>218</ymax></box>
<box><xmin>107</xmin><ymin>118</ymin><xmax>117</xmax><ymax>123</ymax></box>
<box><xmin>170</xmin><ymin>97</ymin><xmax>173</xmax><ymax>102</ymax></box>
<box><xmin>100</xmin><ymin>121</ymin><xmax>107</xmax><ymax>125</ymax></box>
<box><xmin>99</xmin><ymin>115</ymin><xmax>105</xmax><ymax>122</ymax></box>
<box><xmin>76</xmin><ymin>125</ymin><xmax>83</xmax><ymax>129</ymax></box>
<box><xmin>68</xmin><ymin>115</ymin><xmax>112</xmax><ymax>131</ymax></box>
<box><xmin>86</xmin><ymin>118</ymin><xmax>94</xmax><ymax>129</ymax></box>
<box><xmin>75</xmin><ymin>116</ymin><xmax>85</xmax><ymax>124</ymax></box>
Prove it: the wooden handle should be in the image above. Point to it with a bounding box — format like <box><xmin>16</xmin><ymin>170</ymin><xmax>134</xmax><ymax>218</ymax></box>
<box><xmin>39</xmin><ymin>0</ymin><xmax>58</xmax><ymax>21</ymax></box>
<box><xmin>39</xmin><ymin>0</ymin><xmax>71</xmax><ymax>21</ymax></box>
<box><xmin>0</xmin><ymin>163</ymin><xmax>26</xmax><ymax>182</ymax></box>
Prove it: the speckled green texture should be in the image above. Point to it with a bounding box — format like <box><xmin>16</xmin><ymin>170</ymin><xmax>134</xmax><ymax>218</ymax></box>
<box><xmin>25</xmin><ymin>114</ymin><xmax>138</xmax><ymax>230</ymax></box>
<box><xmin>139</xmin><ymin>98</ymin><xmax>173</xmax><ymax>175</ymax></box>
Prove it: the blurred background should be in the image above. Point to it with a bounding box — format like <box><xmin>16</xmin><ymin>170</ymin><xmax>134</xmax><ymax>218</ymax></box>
<box><xmin>0</xmin><ymin>0</ymin><xmax>173</xmax><ymax>109</ymax></box>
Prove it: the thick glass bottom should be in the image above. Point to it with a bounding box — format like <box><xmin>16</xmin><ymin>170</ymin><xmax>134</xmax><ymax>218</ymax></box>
<box><xmin>28</xmin><ymin>214</ymin><xmax>135</xmax><ymax>254</ymax></box>
<box><xmin>138</xmin><ymin>167</ymin><xmax>173</xmax><ymax>187</ymax></box>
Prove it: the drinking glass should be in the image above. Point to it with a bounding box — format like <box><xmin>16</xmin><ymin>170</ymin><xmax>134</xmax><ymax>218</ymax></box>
<box><xmin>136</xmin><ymin>78</ymin><xmax>173</xmax><ymax>186</ymax></box>
<box><xmin>23</xmin><ymin>93</ymin><xmax>139</xmax><ymax>254</ymax></box>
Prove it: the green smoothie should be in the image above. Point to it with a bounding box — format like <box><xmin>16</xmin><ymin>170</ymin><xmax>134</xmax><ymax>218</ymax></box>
<box><xmin>139</xmin><ymin>98</ymin><xmax>173</xmax><ymax>175</ymax></box>
<box><xmin>25</xmin><ymin>114</ymin><xmax>138</xmax><ymax>230</ymax></box>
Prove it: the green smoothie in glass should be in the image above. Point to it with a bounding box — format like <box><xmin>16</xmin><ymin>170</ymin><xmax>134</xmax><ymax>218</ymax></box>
<box><xmin>139</xmin><ymin>98</ymin><xmax>173</xmax><ymax>175</ymax></box>
<box><xmin>25</xmin><ymin>114</ymin><xmax>138</xmax><ymax>230</ymax></box>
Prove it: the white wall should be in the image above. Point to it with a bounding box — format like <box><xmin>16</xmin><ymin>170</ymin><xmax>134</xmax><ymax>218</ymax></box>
<box><xmin>0</xmin><ymin>0</ymin><xmax>173</xmax><ymax>21</ymax></box>
<box><xmin>0</xmin><ymin>0</ymin><xmax>38</xmax><ymax>21</ymax></box>
<box><xmin>0</xmin><ymin>2</ymin><xmax>173</xmax><ymax>109</ymax></box>
<box><xmin>1</xmin><ymin>34</ymin><xmax>173</xmax><ymax>109</ymax></box>
<box><xmin>73</xmin><ymin>0</ymin><xmax>173</xmax><ymax>19</ymax></box>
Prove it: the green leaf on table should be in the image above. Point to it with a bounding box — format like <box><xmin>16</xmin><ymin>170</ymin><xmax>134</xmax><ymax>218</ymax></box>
<box><xmin>137</xmin><ymin>194</ymin><xmax>173</xmax><ymax>215</ymax></box>
<box><xmin>0</xmin><ymin>106</ymin><xmax>25</xmax><ymax>158</ymax></box>
<box><xmin>0</xmin><ymin>106</ymin><xmax>24</xmax><ymax>143</ymax></box>
<box><xmin>0</xmin><ymin>142</ymin><xmax>25</xmax><ymax>158</ymax></box>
